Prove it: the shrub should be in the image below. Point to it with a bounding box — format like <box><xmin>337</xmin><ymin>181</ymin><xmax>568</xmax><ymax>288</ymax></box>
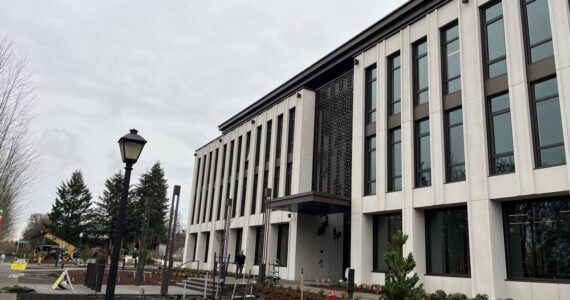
<box><xmin>96</xmin><ymin>252</ymin><xmax>107</xmax><ymax>264</ymax></box>
<box><xmin>429</xmin><ymin>290</ymin><xmax>447</xmax><ymax>300</ymax></box>
<box><xmin>448</xmin><ymin>293</ymin><xmax>468</xmax><ymax>300</ymax></box>
<box><xmin>473</xmin><ymin>294</ymin><xmax>489</xmax><ymax>300</ymax></box>
<box><xmin>380</xmin><ymin>231</ymin><xmax>424</xmax><ymax>300</ymax></box>
<box><xmin>318</xmin><ymin>288</ymin><xmax>325</xmax><ymax>299</ymax></box>
<box><xmin>1</xmin><ymin>285</ymin><xmax>35</xmax><ymax>294</ymax></box>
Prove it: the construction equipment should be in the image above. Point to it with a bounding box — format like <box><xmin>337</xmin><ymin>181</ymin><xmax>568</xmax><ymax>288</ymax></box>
<box><xmin>33</xmin><ymin>233</ymin><xmax>76</xmax><ymax>264</ymax></box>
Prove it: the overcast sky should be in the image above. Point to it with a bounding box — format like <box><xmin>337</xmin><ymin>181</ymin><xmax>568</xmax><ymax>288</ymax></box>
<box><xmin>1</xmin><ymin>0</ymin><xmax>406</xmax><ymax>235</ymax></box>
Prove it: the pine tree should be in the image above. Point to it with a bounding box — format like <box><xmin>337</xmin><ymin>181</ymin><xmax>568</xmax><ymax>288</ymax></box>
<box><xmin>93</xmin><ymin>171</ymin><xmax>123</xmax><ymax>249</ymax></box>
<box><xmin>48</xmin><ymin>170</ymin><xmax>93</xmax><ymax>245</ymax></box>
<box><xmin>132</xmin><ymin>162</ymin><xmax>169</xmax><ymax>248</ymax></box>
<box><xmin>381</xmin><ymin>230</ymin><xmax>425</xmax><ymax>300</ymax></box>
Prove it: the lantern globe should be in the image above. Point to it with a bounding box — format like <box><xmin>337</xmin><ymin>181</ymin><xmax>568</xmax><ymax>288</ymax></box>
<box><xmin>118</xmin><ymin>129</ymin><xmax>147</xmax><ymax>164</ymax></box>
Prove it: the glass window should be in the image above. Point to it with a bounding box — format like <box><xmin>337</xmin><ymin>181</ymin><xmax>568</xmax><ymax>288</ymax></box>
<box><xmin>224</xmin><ymin>141</ymin><xmax>235</xmax><ymax>219</ymax></box>
<box><xmin>254</xmin><ymin>227</ymin><xmax>263</xmax><ymax>265</ymax></box>
<box><xmin>442</xmin><ymin>22</ymin><xmax>461</xmax><ymax>95</ymax></box>
<box><xmin>277</xmin><ymin>224</ymin><xmax>289</xmax><ymax>266</ymax></box>
<box><xmin>373</xmin><ymin>213</ymin><xmax>402</xmax><ymax>272</ymax></box>
<box><xmin>274</xmin><ymin>115</ymin><xmax>284</xmax><ymax>198</ymax></box>
<box><xmin>234</xmin><ymin>228</ymin><xmax>242</xmax><ymax>262</ymax></box>
<box><xmin>203</xmin><ymin>232</ymin><xmax>210</xmax><ymax>263</ymax></box>
<box><xmin>504</xmin><ymin>197</ymin><xmax>570</xmax><ymax>280</ymax></box>
<box><xmin>285</xmin><ymin>108</ymin><xmax>295</xmax><ymax>196</ymax></box>
<box><xmin>482</xmin><ymin>1</ymin><xmax>507</xmax><ymax>78</ymax></box>
<box><xmin>201</xmin><ymin>152</ymin><xmax>213</xmax><ymax>223</ymax></box>
<box><xmin>445</xmin><ymin>108</ymin><xmax>466</xmax><ymax>182</ymax></box>
<box><xmin>232</xmin><ymin>137</ymin><xmax>243</xmax><ymax>218</ymax></box>
<box><xmin>522</xmin><ymin>0</ymin><xmax>554</xmax><ymax>63</ymax></box>
<box><xmin>426</xmin><ymin>207</ymin><xmax>470</xmax><ymax>275</ymax></box>
<box><xmin>487</xmin><ymin>93</ymin><xmax>515</xmax><ymax>174</ymax></box>
<box><xmin>216</xmin><ymin>145</ymin><xmax>227</xmax><ymax>220</ymax></box>
<box><xmin>388</xmin><ymin>128</ymin><xmax>402</xmax><ymax>192</ymax></box>
<box><xmin>192</xmin><ymin>157</ymin><xmax>202</xmax><ymax>224</ymax></box>
<box><xmin>415</xmin><ymin>119</ymin><xmax>431</xmax><ymax>187</ymax></box>
<box><xmin>388</xmin><ymin>54</ymin><xmax>401</xmax><ymax>115</ymax></box>
<box><xmin>366</xmin><ymin>66</ymin><xmax>377</xmax><ymax>124</ymax></box>
<box><xmin>365</xmin><ymin>136</ymin><xmax>377</xmax><ymax>195</ymax></box>
<box><xmin>414</xmin><ymin>39</ymin><xmax>429</xmax><ymax>105</ymax></box>
<box><xmin>531</xmin><ymin>77</ymin><xmax>565</xmax><ymax>167</ymax></box>
<box><xmin>209</xmin><ymin>148</ymin><xmax>219</xmax><ymax>222</ymax></box>
<box><xmin>251</xmin><ymin>126</ymin><xmax>263</xmax><ymax>214</ymax></box>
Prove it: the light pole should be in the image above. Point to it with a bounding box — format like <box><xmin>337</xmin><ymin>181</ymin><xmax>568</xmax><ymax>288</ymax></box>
<box><xmin>79</xmin><ymin>232</ymin><xmax>83</xmax><ymax>265</ymax></box>
<box><xmin>105</xmin><ymin>129</ymin><xmax>146</xmax><ymax>300</ymax></box>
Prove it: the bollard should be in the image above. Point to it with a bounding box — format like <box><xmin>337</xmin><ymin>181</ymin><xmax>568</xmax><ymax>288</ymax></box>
<box><xmin>347</xmin><ymin>269</ymin><xmax>355</xmax><ymax>299</ymax></box>
<box><xmin>84</xmin><ymin>263</ymin><xmax>93</xmax><ymax>287</ymax></box>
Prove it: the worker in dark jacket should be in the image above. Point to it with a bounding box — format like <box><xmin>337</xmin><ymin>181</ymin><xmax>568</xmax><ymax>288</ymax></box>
<box><xmin>236</xmin><ymin>250</ymin><xmax>246</xmax><ymax>277</ymax></box>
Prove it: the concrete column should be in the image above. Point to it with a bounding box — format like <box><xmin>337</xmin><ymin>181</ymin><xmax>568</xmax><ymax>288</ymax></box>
<box><xmin>294</xmin><ymin>89</ymin><xmax>316</xmax><ymax>194</ymax></box>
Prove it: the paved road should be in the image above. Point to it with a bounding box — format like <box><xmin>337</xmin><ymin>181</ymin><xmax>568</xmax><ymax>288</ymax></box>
<box><xmin>0</xmin><ymin>263</ymin><xmax>18</xmax><ymax>300</ymax></box>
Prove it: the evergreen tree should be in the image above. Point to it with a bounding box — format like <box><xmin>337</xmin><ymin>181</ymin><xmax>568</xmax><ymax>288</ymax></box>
<box><xmin>48</xmin><ymin>170</ymin><xmax>93</xmax><ymax>245</ymax></box>
<box><xmin>381</xmin><ymin>230</ymin><xmax>425</xmax><ymax>300</ymax></box>
<box><xmin>132</xmin><ymin>162</ymin><xmax>169</xmax><ymax>248</ymax></box>
<box><xmin>93</xmin><ymin>171</ymin><xmax>123</xmax><ymax>249</ymax></box>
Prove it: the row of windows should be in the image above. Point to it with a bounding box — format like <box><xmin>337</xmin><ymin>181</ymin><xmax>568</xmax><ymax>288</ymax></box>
<box><xmin>364</xmin><ymin>0</ymin><xmax>565</xmax><ymax>195</ymax></box>
<box><xmin>371</xmin><ymin>197</ymin><xmax>570</xmax><ymax>280</ymax></box>
<box><xmin>192</xmin><ymin>109</ymin><xmax>296</xmax><ymax>225</ymax></box>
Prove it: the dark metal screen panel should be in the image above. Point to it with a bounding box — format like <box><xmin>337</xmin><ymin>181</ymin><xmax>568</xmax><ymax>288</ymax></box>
<box><xmin>313</xmin><ymin>71</ymin><xmax>353</xmax><ymax>197</ymax></box>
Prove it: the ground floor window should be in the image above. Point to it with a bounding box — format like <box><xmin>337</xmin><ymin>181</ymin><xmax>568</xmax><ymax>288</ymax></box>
<box><xmin>234</xmin><ymin>229</ymin><xmax>242</xmax><ymax>262</ymax></box>
<box><xmin>504</xmin><ymin>197</ymin><xmax>570</xmax><ymax>280</ymax></box>
<box><xmin>254</xmin><ymin>227</ymin><xmax>263</xmax><ymax>265</ymax></box>
<box><xmin>372</xmin><ymin>213</ymin><xmax>402</xmax><ymax>272</ymax></box>
<box><xmin>277</xmin><ymin>224</ymin><xmax>289</xmax><ymax>266</ymax></box>
<box><xmin>426</xmin><ymin>206</ymin><xmax>470</xmax><ymax>276</ymax></box>
<box><xmin>203</xmin><ymin>232</ymin><xmax>210</xmax><ymax>263</ymax></box>
<box><xmin>191</xmin><ymin>233</ymin><xmax>197</xmax><ymax>261</ymax></box>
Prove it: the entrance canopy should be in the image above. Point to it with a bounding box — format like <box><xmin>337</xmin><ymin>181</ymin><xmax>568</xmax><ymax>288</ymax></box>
<box><xmin>269</xmin><ymin>192</ymin><xmax>351</xmax><ymax>215</ymax></box>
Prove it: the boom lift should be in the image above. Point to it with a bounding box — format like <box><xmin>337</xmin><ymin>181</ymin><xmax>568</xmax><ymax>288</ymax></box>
<box><xmin>33</xmin><ymin>233</ymin><xmax>76</xmax><ymax>264</ymax></box>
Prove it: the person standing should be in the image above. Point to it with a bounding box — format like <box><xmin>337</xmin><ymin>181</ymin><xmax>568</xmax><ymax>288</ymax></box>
<box><xmin>236</xmin><ymin>250</ymin><xmax>246</xmax><ymax>277</ymax></box>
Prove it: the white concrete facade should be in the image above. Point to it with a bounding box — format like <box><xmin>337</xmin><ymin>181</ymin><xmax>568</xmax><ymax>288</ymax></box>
<box><xmin>185</xmin><ymin>0</ymin><xmax>570</xmax><ymax>299</ymax></box>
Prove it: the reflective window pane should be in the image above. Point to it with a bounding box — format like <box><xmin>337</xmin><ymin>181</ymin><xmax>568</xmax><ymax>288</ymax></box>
<box><xmin>488</xmin><ymin>59</ymin><xmax>507</xmax><ymax>78</ymax></box>
<box><xmin>491</xmin><ymin>93</ymin><xmax>510</xmax><ymax>112</ymax></box>
<box><xmin>418</xmin><ymin>90</ymin><xmax>429</xmax><ymax>105</ymax></box>
<box><xmin>449</xmin><ymin>126</ymin><xmax>465</xmax><ymax>165</ymax></box>
<box><xmin>419</xmin><ymin>136</ymin><xmax>431</xmax><ymax>170</ymax></box>
<box><xmin>427</xmin><ymin>207</ymin><xmax>470</xmax><ymax>275</ymax></box>
<box><xmin>533</xmin><ymin>77</ymin><xmax>558</xmax><ymax>99</ymax></box>
<box><xmin>417</xmin><ymin>40</ymin><xmax>427</xmax><ymax>56</ymax></box>
<box><xmin>504</xmin><ymin>198</ymin><xmax>570</xmax><ymax>280</ymax></box>
<box><xmin>487</xmin><ymin>19</ymin><xmax>506</xmax><ymax>61</ymax></box>
<box><xmin>418</xmin><ymin>56</ymin><xmax>429</xmax><ymax>90</ymax></box>
<box><xmin>540</xmin><ymin>146</ymin><xmax>566</xmax><ymax>167</ymax></box>
<box><xmin>443</xmin><ymin>23</ymin><xmax>461</xmax><ymax>94</ymax></box>
<box><xmin>418</xmin><ymin>119</ymin><xmax>430</xmax><ymax>135</ymax></box>
<box><xmin>524</xmin><ymin>0</ymin><xmax>553</xmax><ymax>62</ymax></box>
<box><xmin>389</xmin><ymin>128</ymin><xmax>402</xmax><ymax>192</ymax></box>
<box><xmin>365</xmin><ymin>136</ymin><xmax>377</xmax><ymax>195</ymax></box>
<box><xmin>373</xmin><ymin>214</ymin><xmax>402</xmax><ymax>272</ymax></box>
<box><xmin>493</xmin><ymin>112</ymin><xmax>514</xmax><ymax>155</ymax></box>
<box><xmin>495</xmin><ymin>155</ymin><xmax>515</xmax><ymax>174</ymax></box>
<box><xmin>485</xmin><ymin>1</ymin><xmax>502</xmax><ymax>21</ymax></box>
<box><xmin>531</xmin><ymin>41</ymin><xmax>554</xmax><ymax>63</ymax></box>
<box><xmin>446</xmin><ymin>108</ymin><xmax>465</xmax><ymax>181</ymax></box>
<box><xmin>536</xmin><ymin>98</ymin><xmax>563</xmax><ymax>147</ymax></box>
<box><xmin>416</xmin><ymin>119</ymin><xmax>431</xmax><ymax>187</ymax></box>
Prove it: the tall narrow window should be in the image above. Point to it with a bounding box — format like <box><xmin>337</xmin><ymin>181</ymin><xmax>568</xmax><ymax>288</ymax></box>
<box><xmin>254</xmin><ymin>227</ymin><xmax>263</xmax><ymax>265</ymax></box>
<box><xmin>273</xmin><ymin>115</ymin><xmax>283</xmax><ymax>198</ymax></box>
<box><xmin>232</xmin><ymin>137</ymin><xmax>242</xmax><ymax>218</ymax></box>
<box><xmin>413</xmin><ymin>39</ymin><xmax>429</xmax><ymax>105</ymax></box>
<box><xmin>372</xmin><ymin>213</ymin><xmax>402</xmax><ymax>272</ymax></box>
<box><xmin>262</xmin><ymin>120</ymin><xmax>272</xmax><ymax>205</ymax></box>
<box><xmin>482</xmin><ymin>1</ymin><xmax>507</xmax><ymax>78</ymax></box>
<box><xmin>365</xmin><ymin>65</ymin><xmax>377</xmax><ymax>124</ymax></box>
<box><xmin>388</xmin><ymin>54</ymin><xmax>401</xmax><ymax>115</ymax></box>
<box><xmin>225</xmin><ymin>141</ymin><xmax>235</xmax><ymax>219</ymax></box>
<box><xmin>276</xmin><ymin>224</ymin><xmax>289</xmax><ymax>266</ymax></box>
<box><xmin>365</xmin><ymin>136</ymin><xmax>377</xmax><ymax>195</ymax></box>
<box><xmin>445</xmin><ymin>108</ymin><xmax>465</xmax><ymax>182</ymax></box>
<box><xmin>208</xmin><ymin>148</ymin><xmax>219</xmax><ymax>222</ymax></box>
<box><xmin>216</xmin><ymin>145</ymin><xmax>227</xmax><ymax>220</ymax></box>
<box><xmin>426</xmin><ymin>207</ymin><xmax>470</xmax><ymax>276</ymax></box>
<box><xmin>503</xmin><ymin>197</ymin><xmax>570</xmax><ymax>280</ymax></box>
<box><xmin>191</xmin><ymin>157</ymin><xmax>201</xmax><ymax>224</ymax></box>
<box><xmin>388</xmin><ymin>128</ymin><xmax>402</xmax><ymax>192</ymax></box>
<box><xmin>522</xmin><ymin>0</ymin><xmax>554</xmax><ymax>63</ymax></box>
<box><xmin>442</xmin><ymin>22</ymin><xmax>461</xmax><ymax>95</ymax></box>
<box><xmin>415</xmin><ymin>119</ymin><xmax>431</xmax><ymax>187</ymax></box>
<box><xmin>203</xmin><ymin>232</ymin><xmax>210</xmax><ymax>263</ymax></box>
<box><xmin>240</xmin><ymin>132</ymin><xmax>251</xmax><ymax>217</ymax></box>
<box><xmin>487</xmin><ymin>93</ymin><xmax>515</xmax><ymax>174</ymax></box>
<box><xmin>251</xmin><ymin>126</ymin><xmax>262</xmax><ymax>215</ymax></box>
<box><xmin>198</xmin><ymin>153</ymin><xmax>211</xmax><ymax>224</ymax></box>
<box><xmin>530</xmin><ymin>77</ymin><xmax>565</xmax><ymax>167</ymax></box>
<box><xmin>285</xmin><ymin>108</ymin><xmax>295</xmax><ymax>196</ymax></box>
<box><xmin>234</xmin><ymin>228</ymin><xmax>242</xmax><ymax>262</ymax></box>
<box><xmin>202</xmin><ymin>151</ymin><xmax>213</xmax><ymax>223</ymax></box>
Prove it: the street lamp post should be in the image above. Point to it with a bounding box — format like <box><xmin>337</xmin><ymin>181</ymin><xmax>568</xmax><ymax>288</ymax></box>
<box><xmin>105</xmin><ymin>129</ymin><xmax>147</xmax><ymax>300</ymax></box>
<box><xmin>79</xmin><ymin>232</ymin><xmax>83</xmax><ymax>265</ymax></box>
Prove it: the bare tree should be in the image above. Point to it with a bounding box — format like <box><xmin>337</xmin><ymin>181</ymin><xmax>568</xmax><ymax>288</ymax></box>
<box><xmin>0</xmin><ymin>37</ymin><xmax>36</xmax><ymax>240</ymax></box>
<box><xmin>21</xmin><ymin>213</ymin><xmax>50</xmax><ymax>247</ymax></box>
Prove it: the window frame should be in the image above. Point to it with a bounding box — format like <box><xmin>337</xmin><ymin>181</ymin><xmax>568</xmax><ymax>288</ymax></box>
<box><xmin>372</xmin><ymin>212</ymin><xmax>403</xmax><ymax>273</ymax></box>
<box><xmin>413</xmin><ymin>38</ymin><xmax>429</xmax><ymax>106</ymax></box>
<box><xmin>520</xmin><ymin>0</ymin><xmax>554</xmax><ymax>64</ymax></box>
<box><xmin>388</xmin><ymin>128</ymin><xmax>402</xmax><ymax>192</ymax></box>
<box><xmin>529</xmin><ymin>76</ymin><xmax>566</xmax><ymax>168</ymax></box>
<box><xmin>425</xmin><ymin>206</ymin><xmax>471</xmax><ymax>277</ymax></box>
<box><xmin>276</xmin><ymin>223</ymin><xmax>289</xmax><ymax>267</ymax></box>
<box><xmin>364</xmin><ymin>135</ymin><xmax>377</xmax><ymax>196</ymax></box>
<box><xmin>388</xmin><ymin>53</ymin><xmax>401</xmax><ymax>116</ymax></box>
<box><xmin>486</xmin><ymin>92</ymin><xmax>515</xmax><ymax>175</ymax></box>
<box><xmin>414</xmin><ymin>118</ymin><xmax>431</xmax><ymax>188</ymax></box>
<box><xmin>481</xmin><ymin>0</ymin><xmax>507</xmax><ymax>79</ymax></box>
<box><xmin>441</xmin><ymin>21</ymin><xmax>461</xmax><ymax>96</ymax></box>
<box><xmin>365</xmin><ymin>65</ymin><xmax>378</xmax><ymax>124</ymax></box>
<box><xmin>444</xmin><ymin>107</ymin><xmax>466</xmax><ymax>183</ymax></box>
